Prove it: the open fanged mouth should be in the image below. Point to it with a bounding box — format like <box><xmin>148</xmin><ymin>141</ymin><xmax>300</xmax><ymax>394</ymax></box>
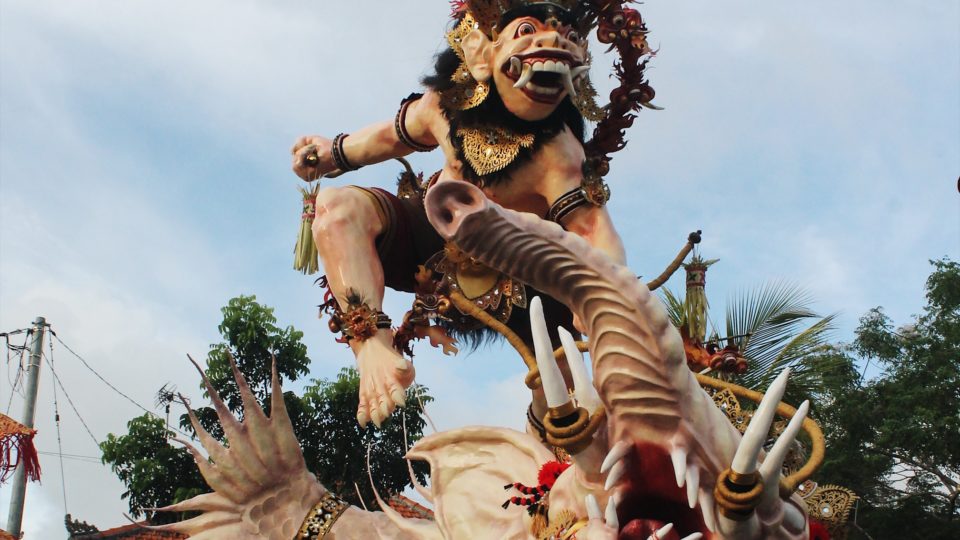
<box><xmin>502</xmin><ymin>51</ymin><xmax>589</xmax><ymax>104</ymax></box>
<box><xmin>608</xmin><ymin>442</ymin><xmax>709</xmax><ymax>540</ymax></box>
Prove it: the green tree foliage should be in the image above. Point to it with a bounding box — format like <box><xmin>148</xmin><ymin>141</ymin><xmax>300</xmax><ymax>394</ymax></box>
<box><xmin>103</xmin><ymin>295</ymin><xmax>433</xmax><ymax>519</ymax></box>
<box><xmin>99</xmin><ymin>414</ymin><xmax>206</xmax><ymax>523</ymax></box>
<box><xmin>816</xmin><ymin>258</ymin><xmax>960</xmax><ymax>539</ymax></box>
<box><xmin>302</xmin><ymin>367</ymin><xmax>432</xmax><ymax>507</ymax></box>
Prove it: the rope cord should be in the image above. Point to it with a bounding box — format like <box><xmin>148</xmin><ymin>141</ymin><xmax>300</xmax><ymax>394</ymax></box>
<box><xmin>49</xmin><ymin>338</ymin><xmax>69</xmax><ymax>514</ymax></box>
<box><xmin>41</xmin><ymin>351</ymin><xmax>100</xmax><ymax>447</ymax></box>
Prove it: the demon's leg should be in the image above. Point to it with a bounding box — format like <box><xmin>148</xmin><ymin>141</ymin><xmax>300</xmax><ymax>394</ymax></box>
<box><xmin>312</xmin><ymin>186</ymin><xmax>415</xmax><ymax>427</ymax></box>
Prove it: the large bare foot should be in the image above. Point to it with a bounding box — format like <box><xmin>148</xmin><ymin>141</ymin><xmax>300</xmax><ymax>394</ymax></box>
<box><xmin>354</xmin><ymin>330</ymin><xmax>415</xmax><ymax>428</ymax></box>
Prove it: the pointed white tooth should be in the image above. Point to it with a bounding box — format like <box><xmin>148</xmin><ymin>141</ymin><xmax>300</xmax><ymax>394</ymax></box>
<box><xmin>600</xmin><ymin>440</ymin><xmax>630</xmax><ymax>475</ymax></box>
<box><xmin>685</xmin><ymin>466</ymin><xmax>700</xmax><ymax>508</ymax></box>
<box><xmin>514</xmin><ymin>64</ymin><xmax>533</xmax><ymax>88</ymax></box>
<box><xmin>561</xmin><ymin>71</ymin><xmax>578</xmax><ymax>99</ymax></box>
<box><xmin>698</xmin><ymin>491</ymin><xmax>717</xmax><ymax>532</ymax></box>
<box><xmin>647</xmin><ymin>523</ymin><xmax>673</xmax><ymax>540</ymax></box>
<box><xmin>604</xmin><ymin>459</ymin><xmax>626</xmax><ymax>491</ymax></box>
<box><xmin>571</xmin><ymin>65</ymin><xmax>590</xmax><ymax>79</ymax></box>
<box><xmin>680</xmin><ymin>534</ymin><xmax>704</xmax><ymax>540</ymax></box>
<box><xmin>510</xmin><ymin>56</ymin><xmax>521</xmax><ymax>76</ymax></box>
<box><xmin>760</xmin><ymin>400</ymin><xmax>810</xmax><ymax>484</ymax></box>
<box><xmin>604</xmin><ymin>495</ymin><xmax>619</xmax><ymax>529</ymax></box>
<box><xmin>732</xmin><ymin>368</ymin><xmax>791</xmax><ymax>475</ymax></box>
<box><xmin>559</xmin><ymin>327</ymin><xmax>600</xmax><ymax>413</ymax></box>
<box><xmin>585</xmin><ymin>494</ymin><xmax>602</xmax><ymax>520</ymax></box>
<box><xmin>670</xmin><ymin>447</ymin><xmax>687</xmax><ymax>487</ymax></box>
<box><xmin>530</xmin><ymin>297</ymin><xmax>570</xmax><ymax>409</ymax></box>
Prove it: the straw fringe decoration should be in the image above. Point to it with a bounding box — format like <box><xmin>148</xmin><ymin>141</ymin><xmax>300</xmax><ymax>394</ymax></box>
<box><xmin>294</xmin><ymin>183</ymin><xmax>321</xmax><ymax>275</ymax></box>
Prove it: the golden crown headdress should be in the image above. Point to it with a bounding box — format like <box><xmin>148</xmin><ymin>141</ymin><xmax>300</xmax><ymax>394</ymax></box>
<box><xmin>451</xmin><ymin>0</ymin><xmax>585</xmax><ymax>39</ymax></box>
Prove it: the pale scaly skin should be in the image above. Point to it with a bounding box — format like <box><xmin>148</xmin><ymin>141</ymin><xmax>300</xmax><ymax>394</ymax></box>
<box><xmin>168</xmin><ymin>182</ymin><xmax>811</xmax><ymax>539</ymax></box>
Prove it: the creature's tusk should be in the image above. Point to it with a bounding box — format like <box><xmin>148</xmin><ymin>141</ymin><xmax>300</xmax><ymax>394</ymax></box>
<box><xmin>559</xmin><ymin>327</ymin><xmax>600</xmax><ymax>413</ymax></box>
<box><xmin>601</xmin><ymin>440</ymin><xmax>631</xmax><ymax>475</ymax></box>
<box><xmin>571</xmin><ymin>65</ymin><xmax>590</xmax><ymax>79</ymax></box>
<box><xmin>509</xmin><ymin>56</ymin><xmax>522</xmax><ymax>76</ymax></box>
<box><xmin>647</xmin><ymin>523</ymin><xmax>673</xmax><ymax>540</ymax></box>
<box><xmin>531</xmin><ymin>297</ymin><xmax>570</xmax><ymax>409</ymax></box>
<box><xmin>561</xmin><ymin>70</ymin><xmax>578</xmax><ymax>99</ymax></box>
<box><xmin>731</xmin><ymin>368</ymin><xmax>791</xmax><ymax>475</ymax></box>
<box><xmin>604</xmin><ymin>494</ymin><xmax>620</xmax><ymax>529</ymax></box>
<box><xmin>514</xmin><ymin>64</ymin><xmax>534</xmax><ymax>88</ymax></box>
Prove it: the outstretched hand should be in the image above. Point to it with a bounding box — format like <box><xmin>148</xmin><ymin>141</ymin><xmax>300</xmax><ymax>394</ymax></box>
<box><xmin>291</xmin><ymin>135</ymin><xmax>336</xmax><ymax>181</ymax></box>
<box><xmin>150</xmin><ymin>355</ymin><xmax>324</xmax><ymax>540</ymax></box>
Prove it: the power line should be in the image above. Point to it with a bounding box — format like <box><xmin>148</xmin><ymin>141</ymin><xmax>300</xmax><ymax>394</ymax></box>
<box><xmin>49</xmin><ymin>338</ymin><xmax>69</xmax><ymax>514</ymax></box>
<box><xmin>37</xmin><ymin>451</ymin><xmax>102</xmax><ymax>464</ymax></box>
<box><xmin>41</xmin><ymin>351</ymin><xmax>100</xmax><ymax>448</ymax></box>
<box><xmin>4</xmin><ymin>329</ymin><xmax>30</xmax><ymax>414</ymax></box>
<box><xmin>49</xmin><ymin>330</ymin><xmax>194</xmax><ymax>439</ymax></box>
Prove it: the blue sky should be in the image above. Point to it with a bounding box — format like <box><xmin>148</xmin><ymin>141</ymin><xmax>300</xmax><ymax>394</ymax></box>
<box><xmin>1</xmin><ymin>1</ymin><xmax>957</xmax><ymax>538</ymax></box>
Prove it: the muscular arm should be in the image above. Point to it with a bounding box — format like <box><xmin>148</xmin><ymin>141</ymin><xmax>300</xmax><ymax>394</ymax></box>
<box><xmin>291</xmin><ymin>92</ymin><xmax>442</xmax><ymax>179</ymax></box>
<box><xmin>563</xmin><ymin>204</ymin><xmax>627</xmax><ymax>266</ymax></box>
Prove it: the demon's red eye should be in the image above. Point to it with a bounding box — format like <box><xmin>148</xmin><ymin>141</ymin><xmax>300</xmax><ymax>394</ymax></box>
<box><xmin>517</xmin><ymin>22</ymin><xmax>536</xmax><ymax>37</ymax></box>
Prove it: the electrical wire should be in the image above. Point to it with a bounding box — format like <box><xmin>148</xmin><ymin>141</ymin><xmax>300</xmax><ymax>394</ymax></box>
<box><xmin>49</xmin><ymin>338</ymin><xmax>69</xmax><ymax>514</ymax></box>
<box><xmin>4</xmin><ymin>329</ymin><xmax>30</xmax><ymax>414</ymax></box>
<box><xmin>37</xmin><ymin>451</ymin><xmax>102</xmax><ymax>464</ymax></box>
<box><xmin>50</xmin><ymin>330</ymin><xmax>194</xmax><ymax>439</ymax></box>
<box><xmin>41</xmin><ymin>351</ymin><xmax>100</xmax><ymax>447</ymax></box>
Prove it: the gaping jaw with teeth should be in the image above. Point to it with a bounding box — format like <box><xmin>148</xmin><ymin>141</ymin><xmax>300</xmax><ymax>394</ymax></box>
<box><xmin>502</xmin><ymin>51</ymin><xmax>589</xmax><ymax>105</ymax></box>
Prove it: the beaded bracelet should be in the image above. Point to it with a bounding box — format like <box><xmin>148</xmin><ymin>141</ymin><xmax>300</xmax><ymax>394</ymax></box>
<box><xmin>331</xmin><ymin>133</ymin><xmax>360</xmax><ymax>172</ymax></box>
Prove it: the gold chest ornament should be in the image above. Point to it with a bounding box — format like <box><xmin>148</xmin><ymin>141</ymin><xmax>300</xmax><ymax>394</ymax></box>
<box><xmin>456</xmin><ymin>126</ymin><xmax>535</xmax><ymax>176</ymax></box>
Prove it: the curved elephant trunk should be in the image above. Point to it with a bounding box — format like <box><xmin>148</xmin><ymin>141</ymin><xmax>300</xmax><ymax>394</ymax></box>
<box><xmin>425</xmin><ymin>181</ymin><xmax>741</xmax><ymax>482</ymax></box>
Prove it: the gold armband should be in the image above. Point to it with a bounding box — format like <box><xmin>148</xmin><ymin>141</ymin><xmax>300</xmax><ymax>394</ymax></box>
<box><xmin>296</xmin><ymin>492</ymin><xmax>349</xmax><ymax>540</ymax></box>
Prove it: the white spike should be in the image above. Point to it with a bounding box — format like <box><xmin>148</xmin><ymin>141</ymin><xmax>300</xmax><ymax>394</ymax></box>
<box><xmin>514</xmin><ymin>63</ymin><xmax>534</xmax><ymax>88</ymax></box>
<box><xmin>647</xmin><ymin>523</ymin><xmax>673</xmax><ymax>539</ymax></box>
<box><xmin>509</xmin><ymin>56</ymin><xmax>521</xmax><ymax>76</ymax></box>
<box><xmin>585</xmin><ymin>494</ymin><xmax>602</xmax><ymax>520</ymax></box>
<box><xmin>561</xmin><ymin>71</ymin><xmax>578</xmax><ymax>98</ymax></box>
<box><xmin>698</xmin><ymin>490</ymin><xmax>718</xmax><ymax>532</ymax></box>
<box><xmin>732</xmin><ymin>368</ymin><xmax>791</xmax><ymax>475</ymax></box>
<box><xmin>571</xmin><ymin>65</ymin><xmax>590</xmax><ymax>79</ymax></box>
<box><xmin>670</xmin><ymin>447</ymin><xmax>687</xmax><ymax>487</ymax></box>
<box><xmin>559</xmin><ymin>326</ymin><xmax>600</xmax><ymax>412</ymax></box>
<box><xmin>601</xmin><ymin>440</ymin><xmax>631</xmax><ymax>475</ymax></box>
<box><xmin>680</xmin><ymin>534</ymin><xmax>704</xmax><ymax>540</ymax></box>
<box><xmin>604</xmin><ymin>494</ymin><xmax>619</xmax><ymax>529</ymax></box>
<box><xmin>604</xmin><ymin>459</ymin><xmax>626</xmax><ymax>491</ymax></box>
<box><xmin>760</xmin><ymin>400</ymin><xmax>809</xmax><ymax>484</ymax></box>
<box><xmin>685</xmin><ymin>465</ymin><xmax>700</xmax><ymax>509</ymax></box>
<box><xmin>530</xmin><ymin>297</ymin><xmax>570</xmax><ymax>409</ymax></box>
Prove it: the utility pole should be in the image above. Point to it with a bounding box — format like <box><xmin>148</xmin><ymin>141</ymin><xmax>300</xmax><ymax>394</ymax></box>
<box><xmin>6</xmin><ymin>316</ymin><xmax>47</xmax><ymax>538</ymax></box>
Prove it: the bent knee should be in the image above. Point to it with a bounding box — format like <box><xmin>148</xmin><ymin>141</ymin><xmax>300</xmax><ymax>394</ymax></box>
<box><xmin>313</xmin><ymin>186</ymin><xmax>383</xmax><ymax>236</ymax></box>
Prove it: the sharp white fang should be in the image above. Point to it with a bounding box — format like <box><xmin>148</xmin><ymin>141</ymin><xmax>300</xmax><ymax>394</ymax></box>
<box><xmin>514</xmin><ymin>64</ymin><xmax>533</xmax><ymax>88</ymax></box>
<box><xmin>561</xmin><ymin>70</ymin><xmax>577</xmax><ymax>99</ymax></box>
<box><xmin>732</xmin><ymin>368</ymin><xmax>791</xmax><ymax>475</ymax></box>
<box><xmin>647</xmin><ymin>523</ymin><xmax>673</xmax><ymax>540</ymax></box>
<box><xmin>699</xmin><ymin>491</ymin><xmax>717</xmax><ymax>532</ymax></box>
<box><xmin>680</xmin><ymin>534</ymin><xmax>704</xmax><ymax>540</ymax></box>
<box><xmin>604</xmin><ymin>459</ymin><xmax>625</xmax><ymax>491</ymax></box>
<box><xmin>604</xmin><ymin>495</ymin><xmax>619</xmax><ymax>529</ymax></box>
<box><xmin>559</xmin><ymin>326</ymin><xmax>600</xmax><ymax>413</ymax></box>
<box><xmin>530</xmin><ymin>297</ymin><xmax>569</xmax><ymax>409</ymax></box>
<box><xmin>600</xmin><ymin>440</ymin><xmax>630</xmax><ymax>475</ymax></box>
<box><xmin>510</xmin><ymin>56</ymin><xmax>521</xmax><ymax>76</ymax></box>
<box><xmin>571</xmin><ymin>65</ymin><xmax>590</xmax><ymax>79</ymax></box>
<box><xmin>685</xmin><ymin>466</ymin><xmax>700</xmax><ymax>509</ymax></box>
<box><xmin>670</xmin><ymin>447</ymin><xmax>687</xmax><ymax>487</ymax></box>
<box><xmin>760</xmin><ymin>400</ymin><xmax>809</xmax><ymax>484</ymax></box>
<box><xmin>585</xmin><ymin>494</ymin><xmax>602</xmax><ymax>520</ymax></box>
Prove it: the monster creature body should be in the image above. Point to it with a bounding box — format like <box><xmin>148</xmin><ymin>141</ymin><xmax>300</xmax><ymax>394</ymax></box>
<box><xmin>291</xmin><ymin>0</ymin><xmax>657</xmax><ymax>431</ymax></box>
<box><xmin>159</xmin><ymin>183</ymin><xmax>817</xmax><ymax>539</ymax></box>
